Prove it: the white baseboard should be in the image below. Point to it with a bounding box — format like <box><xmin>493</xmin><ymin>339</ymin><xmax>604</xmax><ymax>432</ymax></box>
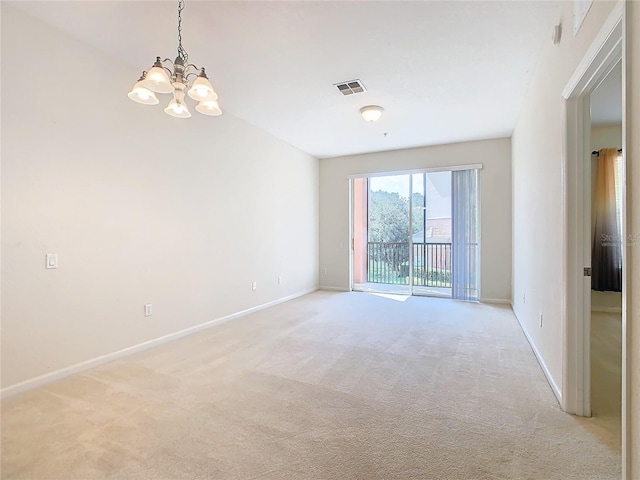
<box><xmin>1</xmin><ymin>288</ymin><xmax>318</xmax><ymax>400</ymax></box>
<box><xmin>480</xmin><ymin>297</ymin><xmax>511</xmax><ymax>305</ymax></box>
<box><xmin>513</xmin><ymin>311</ymin><xmax>563</xmax><ymax>406</ymax></box>
<box><xmin>318</xmin><ymin>286</ymin><xmax>350</xmax><ymax>292</ymax></box>
<box><xmin>591</xmin><ymin>306</ymin><xmax>622</xmax><ymax>313</ymax></box>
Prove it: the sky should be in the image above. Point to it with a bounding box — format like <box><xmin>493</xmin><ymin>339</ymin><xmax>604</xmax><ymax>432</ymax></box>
<box><xmin>370</xmin><ymin>172</ymin><xmax>451</xmax><ymax>197</ymax></box>
<box><xmin>369</xmin><ymin>172</ymin><xmax>452</xmax><ymax>219</ymax></box>
<box><xmin>369</xmin><ymin>175</ymin><xmax>410</xmax><ymax>196</ymax></box>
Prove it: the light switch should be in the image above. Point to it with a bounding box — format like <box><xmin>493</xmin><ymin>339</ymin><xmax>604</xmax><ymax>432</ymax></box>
<box><xmin>46</xmin><ymin>253</ymin><xmax>58</xmax><ymax>269</ymax></box>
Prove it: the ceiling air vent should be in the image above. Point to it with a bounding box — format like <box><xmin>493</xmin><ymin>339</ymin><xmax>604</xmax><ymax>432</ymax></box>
<box><xmin>335</xmin><ymin>80</ymin><xmax>367</xmax><ymax>96</ymax></box>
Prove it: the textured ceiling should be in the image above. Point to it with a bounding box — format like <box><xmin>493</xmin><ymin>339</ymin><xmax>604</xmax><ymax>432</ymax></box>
<box><xmin>11</xmin><ymin>1</ymin><xmax>561</xmax><ymax>158</ymax></box>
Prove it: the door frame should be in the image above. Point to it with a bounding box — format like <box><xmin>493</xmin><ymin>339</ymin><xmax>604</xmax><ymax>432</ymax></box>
<box><xmin>561</xmin><ymin>0</ymin><xmax>629</xmax><ymax>475</ymax></box>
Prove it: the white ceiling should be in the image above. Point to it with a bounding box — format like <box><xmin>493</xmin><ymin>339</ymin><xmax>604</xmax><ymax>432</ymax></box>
<box><xmin>591</xmin><ymin>60</ymin><xmax>623</xmax><ymax>127</ymax></box>
<box><xmin>11</xmin><ymin>1</ymin><xmax>561</xmax><ymax>158</ymax></box>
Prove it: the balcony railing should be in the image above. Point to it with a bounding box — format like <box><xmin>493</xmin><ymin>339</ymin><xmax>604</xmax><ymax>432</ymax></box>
<box><xmin>367</xmin><ymin>242</ymin><xmax>452</xmax><ymax>287</ymax></box>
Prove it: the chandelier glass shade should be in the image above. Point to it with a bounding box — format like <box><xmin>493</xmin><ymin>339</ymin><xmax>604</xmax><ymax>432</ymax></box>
<box><xmin>164</xmin><ymin>84</ymin><xmax>191</xmax><ymax>118</ymax></box>
<box><xmin>127</xmin><ymin>73</ymin><xmax>159</xmax><ymax>105</ymax></box>
<box><xmin>128</xmin><ymin>0</ymin><xmax>221</xmax><ymax>118</ymax></box>
<box><xmin>142</xmin><ymin>63</ymin><xmax>173</xmax><ymax>94</ymax></box>
<box><xmin>195</xmin><ymin>99</ymin><xmax>222</xmax><ymax>116</ymax></box>
<box><xmin>188</xmin><ymin>75</ymin><xmax>218</xmax><ymax>101</ymax></box>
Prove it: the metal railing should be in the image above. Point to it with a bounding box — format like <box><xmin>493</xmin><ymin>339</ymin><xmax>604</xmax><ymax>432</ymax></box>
<box><xmin>368</xmin><ymin>242</ymin><xmax>452</xmax><ymax>287</ymax></box>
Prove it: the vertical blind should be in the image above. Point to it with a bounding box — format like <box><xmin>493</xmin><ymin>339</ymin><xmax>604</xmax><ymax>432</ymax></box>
<box><xmin>451</xmin><ymin>169</ymin><xmax>479</xmax><ymax>301</ymax></box>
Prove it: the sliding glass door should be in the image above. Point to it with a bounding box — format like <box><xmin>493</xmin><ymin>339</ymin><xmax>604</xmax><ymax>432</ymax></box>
<box><xmin>353</xmin><ymin>170</ymin><xmax>466</xmax><ymax>298</ymax></box>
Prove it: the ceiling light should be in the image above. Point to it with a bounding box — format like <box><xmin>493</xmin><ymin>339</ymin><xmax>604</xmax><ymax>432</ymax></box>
<box><xmin>128</xmin><ymin>0</ymin><xmax>221</xmax><ymax>119</ymax></box>
<box><xmin>360</xmin><ymin>105</ymin><xmax>384</xmax><ymax>122</ymax></box>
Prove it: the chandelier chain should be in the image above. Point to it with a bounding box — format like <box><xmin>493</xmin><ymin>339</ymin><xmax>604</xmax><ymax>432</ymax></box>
<box><xmin>176</xmin><ymin>0</ymin><xmax>188</xmax><ymax>64</ymax></box>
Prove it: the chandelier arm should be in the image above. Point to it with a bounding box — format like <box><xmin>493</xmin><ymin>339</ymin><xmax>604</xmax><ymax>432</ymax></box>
<box><xmin>154</xmin><ymin>58</ymin><xmax>173</xmax><ymax>73</ymax></box>
<box><xmin>184</xmin><ymin>66</ymin><xmax>205</xmax><ymax>81</ymax></box>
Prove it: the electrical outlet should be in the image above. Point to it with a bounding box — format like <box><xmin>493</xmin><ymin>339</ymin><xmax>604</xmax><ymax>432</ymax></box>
<box><xmin>251</xmin><ymin>282</ymin><xmax>257</xmax><ymax>291</ymax></box>
<box><xmin>539</xmin><ymin>313</ymin><xmax>543</xmax><ymax>327</ymax></box>
<box><xmin>523</xmin><ymin>293</ymin><xmax>526</xmax><ymax>304</ymax></box>
<box><xmin>322</xmin><ymin>268</ymin><xmax>327</xmax><ymax>275</ymax></box>
<box><xmin>144</xmin><ymin>304</ymin><xmax>153</xmax><ymax>316</ymax></box>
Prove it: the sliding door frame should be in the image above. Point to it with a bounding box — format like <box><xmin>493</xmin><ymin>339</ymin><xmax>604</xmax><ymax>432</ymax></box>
<box><xmin>348</xmin><ymin>164</ymin><xmax>482</xmax><ymax>295</ymax></box>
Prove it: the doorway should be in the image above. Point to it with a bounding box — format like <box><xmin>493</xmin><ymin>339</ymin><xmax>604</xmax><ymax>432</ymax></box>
<box><xmin>561</xmin><ymin>2</ymin><xmax>628</xmax><ymax>476</ymax></box>
<box><xmin>589</xmin><ymin>60</ymin><xmax>623</xmax><ymax>448</ymax></box>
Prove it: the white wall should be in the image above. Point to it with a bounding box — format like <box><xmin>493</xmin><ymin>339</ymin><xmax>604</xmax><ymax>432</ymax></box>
<box><xmin>319</xmin><ymin>138</ymin><xmax>512</xmax><ymax>302</ymax></box>
<box><xmin>591</xmin><ymin>124</ymin><xmax>622</xmax><ymax>150</ymax></box>
<box><xmin>0</xmin><ymin>6</ymin><xmax>319</xmax><ymax>391</ymax></box>
<box><xmin>511</xmin><ymin>0</ymin><xmax>620</xmax><ymax>418</ymax></box>
<box><xmin>625</xmin><ymin>2</ymin><xmax>639</xmax><ymax>475</ymax></box>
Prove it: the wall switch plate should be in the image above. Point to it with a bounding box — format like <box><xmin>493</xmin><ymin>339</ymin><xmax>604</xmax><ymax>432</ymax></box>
<box><xmin>539</xmin><ymin>313</ymin><xmax>543</xmax><ymax>327</ymax></box>
<box><xmin>277</xmin><ymin>276</ymin><xmax>282</xmax><ymax>285</ymax></box>
<box><xmin>144</xmin><ymin>304</ymin><xmax>153</xmax><ymax>316</ymax></box>
<box><xmin>46</xmin><ymin>254</ymin><xmax>58</xmax><ymax>269</ymax></box>
<box><xmin>251</xmin><ymin>282</ymin><xmax>257</xmax><ymax>291</ymax></box>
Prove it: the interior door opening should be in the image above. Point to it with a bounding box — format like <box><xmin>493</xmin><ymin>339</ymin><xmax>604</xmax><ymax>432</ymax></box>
<box><xmin>560</xmin><ymin>5</ymin><xmax>627</xmax><ymax>474</ymax></box>
<box><xmin>588</xmin><ymin>59</ymin><xmax>623</xmax><ymax>452</ymax></box>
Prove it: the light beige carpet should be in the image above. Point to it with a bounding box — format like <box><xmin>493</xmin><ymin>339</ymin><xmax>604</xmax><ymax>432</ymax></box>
<box><xmin>590</xmin><ymin>307</ymin><xmax>622</xmax><ymax>447</ymax></box>
<box><xmin>1</xmin><ymin>291</ymin><xmax>621</xmax><ymax>479</ymax></box>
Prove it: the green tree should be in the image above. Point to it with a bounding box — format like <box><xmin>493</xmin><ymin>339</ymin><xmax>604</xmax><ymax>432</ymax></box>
<box><xmin>368</xmin><ymin>190</ymin><xmax>425</xmax><ymax>276</ymax></box>
<box><xmin>411</xmin><ymin>192</ymin><xmax>426</xmax><ymax>242</ymax></box>
<box><xmin>368</xmin><ymin>190</ymin><xmax>409</xmax><ymax>243</ymax></box>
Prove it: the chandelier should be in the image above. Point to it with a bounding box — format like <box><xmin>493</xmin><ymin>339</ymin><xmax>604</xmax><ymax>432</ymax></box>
<box><xmin>127</xmin><ymin>0</ymin><xmax>221</xmax><ymax>118</ymax></box>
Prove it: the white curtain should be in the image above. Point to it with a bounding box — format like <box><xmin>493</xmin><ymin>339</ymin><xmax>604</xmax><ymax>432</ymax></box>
<box><xmin>451</xmin><ymin>169</ymin><xmax>479</xmax><ymax>301</ymax></box>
